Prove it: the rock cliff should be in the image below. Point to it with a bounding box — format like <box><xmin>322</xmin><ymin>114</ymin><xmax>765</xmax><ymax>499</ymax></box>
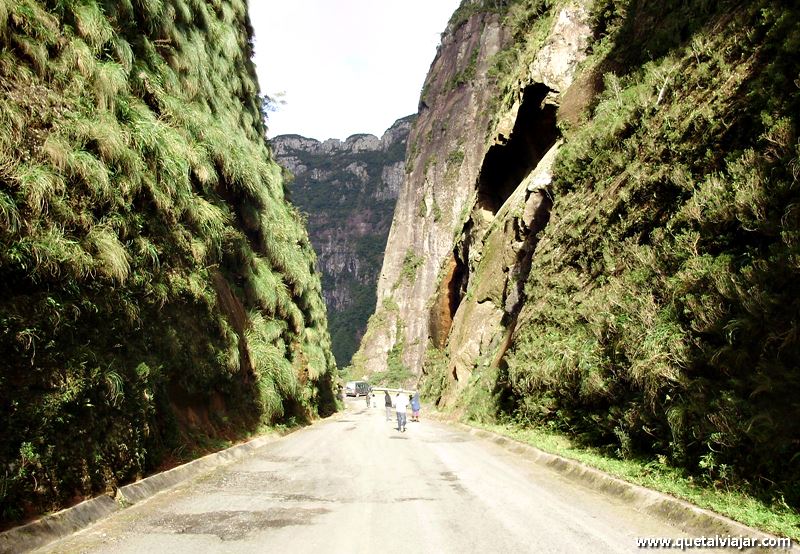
<box><xmin>351</xmin><ymin>1</ymin><xmax>589</xmax><ymax>382</ymax></box>
<box><xmin>350</xmin><ymin>5</ymin><xmax>513</xmax><ymax>382</ymax></box>
<box><xmin>354</xmin><ymin>0</ymin><xmax>800</xmax><ymax>503</ymax></box>
<box><xmin>272</xmin><ymin>116</ymin><xmax>412</xmax><ymax>366</ymax></box>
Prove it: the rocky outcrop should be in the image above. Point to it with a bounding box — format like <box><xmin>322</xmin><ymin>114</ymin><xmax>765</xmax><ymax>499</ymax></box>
<box><xmin>351</xmin><ymin>1</ymin><xmax>590</xmax><ymax>387</ymax></box>
<box><xmin>350</xmin><ymin>7</ymin><xmax>511</xmax><ymax>380</ymax></box>
<box><xmin>272</xmin><ymin>116</ymin><xmax>413</xmax><ymax>366</ymax></box>
<box><xmin>441</xmin><ymin>4</ymin><xmax>591</xmax><ymax>399</ymax></box>
<box><xmin>356</xmin><ymin>0</ymin><xmax>800</xmax><ymax>503</ymax></box>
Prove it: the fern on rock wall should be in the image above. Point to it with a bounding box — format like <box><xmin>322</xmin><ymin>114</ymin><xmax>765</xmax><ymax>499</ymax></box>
<box><xmin>0</xmin><ymin>0</ymin><xmax>336</xmax><ymax>523</ymax></box>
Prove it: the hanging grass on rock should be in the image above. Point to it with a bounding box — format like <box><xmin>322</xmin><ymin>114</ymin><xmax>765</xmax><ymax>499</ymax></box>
<box><xmin>0</xmin><ymin>0</ymin><xmax>336</xmax><ymax>526</ymax></box>
<box><xmin>500</xmin><ymin>0</ymin><xmax>800</xmax><ymax>510</ymax></box>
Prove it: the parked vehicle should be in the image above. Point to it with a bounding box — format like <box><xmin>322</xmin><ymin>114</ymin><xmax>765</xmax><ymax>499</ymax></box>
<box><xmin>345</xmin><ymin>381</ymin><xmax>370</xmax><ymax>397</ymax></box>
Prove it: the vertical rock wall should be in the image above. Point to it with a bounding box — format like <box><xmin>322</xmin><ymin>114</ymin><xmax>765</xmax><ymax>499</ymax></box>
<box><xmin>351</xmin><ymin>9</ymin><xmax>512</xmax><ymax>379</ymax></box>
<box><xmin>353</xmin><ymin>2</ymin><xmax>591</xmax><ymax>392</ymax></box>
<box><xmin>272</xmin><ymin>117</ymin><xmax>412</xmax><ymax>366</ymax></box>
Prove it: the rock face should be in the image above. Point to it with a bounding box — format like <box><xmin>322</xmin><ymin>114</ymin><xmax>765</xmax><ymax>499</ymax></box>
<box><xmin>440</xmin><ymin>4</ymin><xmax>591</xmax><ymax>398</ymax></box>
<box><xmin>351</xmin><ymin>2</ymin><xmax>590</xmax><ymax>384</ymax></box>
<box><xmin>272</xmin><ymin>116</ymin><xmax>413</xmax><ymax>366</ymax></box>
<box><xmin>355</xmin><ymin>0</ymin><xmax>800</xmax><ymax>504</ymax></box>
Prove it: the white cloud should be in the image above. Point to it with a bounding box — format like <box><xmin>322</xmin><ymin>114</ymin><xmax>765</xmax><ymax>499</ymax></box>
<box><xmin>249</xmin><ymin>0</ymin><xmax>462</xmax><ymax>140</ymax></box>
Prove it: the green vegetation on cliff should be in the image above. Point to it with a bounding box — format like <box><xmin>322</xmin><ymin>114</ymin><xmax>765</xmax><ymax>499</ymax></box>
<box><xmin>272</xmin><ymin>120</ymin><xmax>411</xmax><ymax>367</ymax></box>
<box><xmin>0</xmin><ymin>0</ymin><xmax>336</xmax><ymax>524</ymax></box>
<box><xmin>398</xmin><ymin>0</ymin><xmax>800</xmax><ymax>531</ymax></box>
<box><xmin>495</xmin><ymin>0</ymin><xmax>800</xmax><ymax>509</ymax></box>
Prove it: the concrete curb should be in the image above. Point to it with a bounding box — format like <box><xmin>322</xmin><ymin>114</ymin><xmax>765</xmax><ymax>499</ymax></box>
<box><xmin>0</xmin><ymin>433</ymin><xmax>280</xmax><ymax>554</ymax></box>
<box><xmin>0</xmin><ymin>495</ymin><xmax>120</xmax><ymax>554</ymax></box>
<box><xmin>435</xmin><ymin>415</ymin><xmax>797</xmax><ymax>552</ymax></box>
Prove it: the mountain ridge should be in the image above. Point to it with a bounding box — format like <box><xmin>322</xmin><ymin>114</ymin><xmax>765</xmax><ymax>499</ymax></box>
<box><xmin>272</xmin><ymin>115</ymin><xmax>414</xmax><ymax>366</ymax></box>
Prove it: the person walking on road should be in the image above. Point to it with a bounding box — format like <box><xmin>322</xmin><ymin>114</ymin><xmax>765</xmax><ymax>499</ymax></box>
<box><xmin>384</xmin><ymin>390</ymin><xmax>393</xmax><ymax>421</ymax></box>
<box><xmin>410</xmin><ymin>392</ymin><xmax>421</xmax><ymax>422</ymax></box>
<box><xmin>394</xmin><ymin>392</ymin><xmax>409</xmax><ymax>432</ymax></box>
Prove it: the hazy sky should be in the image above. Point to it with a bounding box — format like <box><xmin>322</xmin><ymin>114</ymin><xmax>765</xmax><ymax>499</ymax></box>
<box><xmin>249</xmin><ymin>1</ymin><xmax>462</xmax><ymax>141</ymax></box>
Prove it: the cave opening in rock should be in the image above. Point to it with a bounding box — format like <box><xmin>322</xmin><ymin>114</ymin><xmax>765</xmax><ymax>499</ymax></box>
<box><xmin>448</xmin><ymin>250</ymin><xmax>468</xmax><ymax>321</ymax></box>
<box><xmin>477</xmin><ymin>83</ymin><xmax>559</xmax><ymax>214</ymax></box>
<box><xmin>429</xmin><ymin>249</ymin><xmax>469</xmax><ymax>349</ymax></box>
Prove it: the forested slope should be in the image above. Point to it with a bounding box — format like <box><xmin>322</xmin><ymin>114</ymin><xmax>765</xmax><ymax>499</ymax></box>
<box><xmin>272</xmin><ymin>117</ymin><xmax>411</xmax><ymax>367</ymax></box>
<box><xmin>0</xmin><ymin>0</ymin><xmax>336</xmax><ymax>523</ymax></box>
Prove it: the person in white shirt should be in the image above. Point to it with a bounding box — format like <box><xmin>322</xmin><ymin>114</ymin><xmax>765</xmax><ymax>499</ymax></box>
<box><xmin>394</xmin><ymin>392</ymin><xmax>409</xmax><ymax>432</ymax></box>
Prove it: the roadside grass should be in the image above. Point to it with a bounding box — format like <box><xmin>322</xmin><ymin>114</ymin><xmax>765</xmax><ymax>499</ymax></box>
<box><xmin>466</xmin><ymin>420</ymin><xmax>800</xmax><ymax>541</ymax></box>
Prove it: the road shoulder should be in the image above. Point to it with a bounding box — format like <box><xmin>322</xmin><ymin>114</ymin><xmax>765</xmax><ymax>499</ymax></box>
<box><xmin>426</xmin><ymin>411</ymin><xmax>797</xmax><ymax>553</ymax></box>
<box><xmin>0</xmin><ymin>425</ymin><xmax>314</xmax><ymax>554</ymax></box>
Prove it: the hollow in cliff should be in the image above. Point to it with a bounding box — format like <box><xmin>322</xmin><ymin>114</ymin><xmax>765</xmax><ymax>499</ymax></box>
<box><xmin>477</xmin><ymin>84</ymin><xmax>559</xmax><ymax>214</ymax></box>
<box><xmin>429</xmin><ymin>251</ymin><xmax>469</xmax><ymax>348</ymax></box>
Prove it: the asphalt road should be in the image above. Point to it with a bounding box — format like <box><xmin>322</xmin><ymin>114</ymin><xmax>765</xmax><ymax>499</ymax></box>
<box><xmin>38</xmin><ymin>398</ymin><xmax>719</xmax><ymax>553</ymax></box>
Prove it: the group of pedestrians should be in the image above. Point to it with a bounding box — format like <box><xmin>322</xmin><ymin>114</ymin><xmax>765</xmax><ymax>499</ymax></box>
<box><xmin>383</xmin><ymin>390</ymin><xmax>420</xmax><ymax>432</ymax></box>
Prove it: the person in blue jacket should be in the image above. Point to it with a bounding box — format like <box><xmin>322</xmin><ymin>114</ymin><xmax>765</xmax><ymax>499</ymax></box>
<box><xmin>410</xmin><ymin>392</ymin><xmax>421</xmax><ymax>422</ymax></box>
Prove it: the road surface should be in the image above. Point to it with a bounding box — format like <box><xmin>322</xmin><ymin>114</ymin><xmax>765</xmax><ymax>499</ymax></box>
<box><xmin>38</xmin><ymin>398</ymin><xmax>720</xmax><ymax>553</ymax></box>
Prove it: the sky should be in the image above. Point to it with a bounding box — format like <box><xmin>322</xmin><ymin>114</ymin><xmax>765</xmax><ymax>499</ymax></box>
<box><xmin>249</xmin><ymin>0</ymin><xmax>463</xmax><ymax>141</ymax></box>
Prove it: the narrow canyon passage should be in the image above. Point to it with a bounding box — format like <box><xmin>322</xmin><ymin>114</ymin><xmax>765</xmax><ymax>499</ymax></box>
<box><xmin>40</xmin><ymin>401</ymin><xmax>723</xmax><ymax>554</ymax></box>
